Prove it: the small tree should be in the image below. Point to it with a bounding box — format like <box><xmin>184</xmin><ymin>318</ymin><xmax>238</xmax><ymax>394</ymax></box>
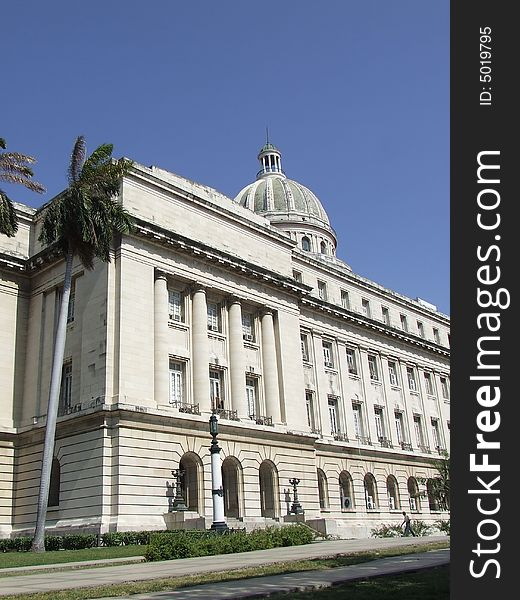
<box><xmin>31</xmin><ymin>136</ymin><xmax>133</xmax><ymax>552</ymax></box>
<box><xmin>419</xmin><ymin>453</ymin><xmax>450</xmax><ymax>512</ymax></box>
<box><xmin>0</xmin><ymin>137</ymin><xmax>45</xmax><ymax>236</ymax></box>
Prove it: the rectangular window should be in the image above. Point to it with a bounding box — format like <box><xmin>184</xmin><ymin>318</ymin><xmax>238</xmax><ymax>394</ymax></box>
<box><xmin>352</xmin><ymin>403</ymin><xmax>363</xmax><ymax>438</ymax></box>
<box><xmin>322</xmin><ymin>341</ymin><xmax>334</xmax><ymax>368</ymax></box>
<box><xmin>424</xmin><ymin>372</ymin><xmax>434</xmax><ymax>395</ymax></box>
<box><xmin>433</xmin><ymin>328</ymin><xmax>441</xmax><ymax>344</ymax></box>
<box><xmin>362</xmin><ymin>298</ymin><xmax>371</xmax><ymax>318</ymax></box>
<box><xmin>207</xmin><ymin>302</ymin><xmax>220</xmax><ymax>332</ymax></box>
<box><xmin>395</xmin><ymin>412</ymin><xmax>404</xmax><ymax>444</ymax></box>
<box><xmin>169</xmin><ymin>361</ymin><xmax>184</xmax><ymax>405</ymax></box>
<box><xmin>368</xmin><ymin>354</ymin><xmax>379</xmax><ymax>381</ymax></box>
<box><xmin>305</xmin><ymin>391</ymin><xmax>316</xmax><ymax>430</ymax></box>
<box><xmin>242</xmin><ymin>312</ymin><xmax>254</xmax><ymax>341</ymax></box>
<box><xmin>210</xmin><ymin>369</ymin><xmax>224</xmax><ymax>410</ymax></box>
<box><xmin>328</xmin><ymin>397</ymin><xmax>339</xmax><ymax>434</ymax></box>
<box><xmin>292</xmin><ymin>270</ymin><xmax>302</xmax><ymax>282</ymax></box>
<box><xmin>400</xmin><ymin>314</ymin><xmax>408</xmax><ymax>331</ymax></box>
<box><xmin>317</xmin><ymin>280</ymin><xmax>327</xmax><ymax>301</ymax></box>
<box><xmin>407</xmin><ymin>367</ymin><xmax>417</xmax><ymax>392</ymax></box>
<box><xmin>341</xmin><ymin>290</ymin><xmax>350</xmax><ymax>310</ymax></box>
<box><xmin>440</xmin><ymin>377</ymin><xmax>450</xmax><ymax>399</ymax></box>
<box><xmin>346</xmin><ymin>348</ymin><xmax>358</xmax><ymax>375</ymax></box>
<box><xmin>301</xmin><ymin>333</ymin><xmax>310</xmax><ymax>362</ymax></box>
<box><xmin>60</xmin><ymin>362</ymin><xmax>73</xmax><ymax>411</ymax></box>
<box><xmin>417</xmin><ymin>321</ymin><xmax>425</xmax><ymax>338</ymax></box>
<box><xmin>382</xmin><ymin>306</ymin><xmax>390</xmax><ymax>325</ymax></box>
<box><xmin>388</xmin><ymin>361</ymin><xmax>399</xmax><ymax>386</ymax></box>
<box><xmin>246</xmin><ymin>377</ymin><xmax>257</xmax><ymax>417</ymax></box>
<box><xmin>414</xmin><ymin>415</ymin><xmax>424</xmax><ymax>446</ymax></box>
<box><xmin>168</xmin><ymin>290</ymin><xmax>184</xmax><ymax>322</ymax></box>
<box><xmin>431</xmin><ymin>418</ymin><xmax>442</xmax><ymax>448</ymax></box>
<box><xmin>374</xmin><ymin>408</ymin><xmax>385</xmax><ymax>439</ymax></box>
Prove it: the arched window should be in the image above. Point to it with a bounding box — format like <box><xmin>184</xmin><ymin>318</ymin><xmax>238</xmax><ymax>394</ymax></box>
<box><xmin>317</xmin><ymin>469</ymin><xmax>329</xmax><ymax>509</ymax></box>
<box><xmin>320</xmin><ymin>241</ymin><xmax>327</xmax><ymax>254</ymax></box>
<box><xmin>364</xmin><ymin>473</ymin><xmax>378</xmax><ymax>510</ymax></box>
<box><xmin>222</xmin><ymin>456</ymin><xmax>243</xmax><ymax>518</ymax></box>
<box><xmin>259</xmin><ymin>460</ymin><xmax>279</xmax><ymax>518</ymax></box>
<box><xmin>386</xmin><ymin>475</ymin><xmax>400</xmax><ymax>510</ymax></box>
<box><xmin>427</xmin><ymin>478</ymin><xmax>439</xmax><ymax>511</ymax></box>
<box><xmin>179</xmin><ymin>452</ymin><xmax>204</xmax><ymax>513</ymax></box>
<box><xmin>407</xmin><ymin>476</ymin><xmax>421</xmax><ymax>511</ymax></box>
<box><xmin>49</xmin><ymin>458</ymin><xmax>61</xmax><ymax>507</ymax></box>
<box><xmin>302</xmin><ymin>236</ymin><xmax>311</xmax><ymax>252</ymax></box>
<box><xmin>339</xmin><ymin>471</ymin><xmax>354</xmax><ymax>510</ymax></box>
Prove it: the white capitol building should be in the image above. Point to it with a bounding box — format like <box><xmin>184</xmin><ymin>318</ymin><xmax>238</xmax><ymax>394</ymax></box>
<box><xmin>0</xmin><ymin>141</ymin><xmax>450</xmax><ymax>539</ymax></box>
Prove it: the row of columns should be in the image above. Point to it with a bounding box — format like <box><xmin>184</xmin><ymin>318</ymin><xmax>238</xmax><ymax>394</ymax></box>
<box><xmin>154</xmin><ymin>273</ymin><xmax>281</xmax><ymax>423</ymax></box>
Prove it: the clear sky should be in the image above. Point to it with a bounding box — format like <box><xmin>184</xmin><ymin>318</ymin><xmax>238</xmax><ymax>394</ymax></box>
<box><xmin>3</xmin><ymin>0</ymin><xmax>449</xmax><ymax>315</ymax></box>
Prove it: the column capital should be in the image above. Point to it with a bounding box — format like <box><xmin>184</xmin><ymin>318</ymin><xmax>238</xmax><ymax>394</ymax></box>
<box><xmin>155</xmin><ymin>270</ymin><xmax>168</xmax><ymax>282</ymax></box>
<box><xmin>226</xmin><ymin>295</ymin><xmax>243</xmax><ymax>308</ymax></box>
<box><xmin>190</xmin><ymin>282</ymin><xmax>207</xmax><ymax>296</ymax></box>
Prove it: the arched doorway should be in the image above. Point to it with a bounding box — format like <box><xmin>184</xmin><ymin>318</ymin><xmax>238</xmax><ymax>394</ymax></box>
<box><xmin>179</xmin><ymin>452</ymin><xmax>203</xmax><ymax>513</ymax></box>
<box><xmin>317</xmin><ymin>469</ymin><xmax>329</xmax><ymax>509</ymax></box>
<box><xmin>386</xmin><ymin>475</ymin><xmax>400</xmax><ymax>510</ymax></box>
<box><xmin>407</xmin><ymin>476</ymin><xmax>421</xmax><ymax>511</ymax></box>
<box><xmin>364</xmin><ymin>473</ymin><xmax>378</xmax><ymax>510</ymax></box>
<box><xmin>222</xmin><ymin>456</ymin><xmax>242</xmax><ymax>518</ymax></box>
<box><xmin>259</xmin><ymin>460</ymin><xmax>279</xmax><ymax>518</ymax></box>
<box><xmin>339</xmin><ymin>471</ymin><xmax>354</xmax><ymax>511</ymax></box>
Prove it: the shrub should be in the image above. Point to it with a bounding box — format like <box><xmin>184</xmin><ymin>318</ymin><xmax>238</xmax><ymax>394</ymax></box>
<box><xmin>371</xmin><ymin>524</ymin><xmax>403</xmax><ymax>538</ymax></box>
<box><xmin>61</xmin><ymin>534</ymin><xmax>98</xmax><ymax>550</ymax></box>
<box><xmin>44</xmin><ymin>536</ymin><xmax>63</xmax><ymax>551</ymax></box>
<box><xmin>411</xmin><ymin>520</ymin><xmax>433</xmax><ymax>537</ymax></box>
<box><xmin>144</xmin><ymin>524</ymin><xmax>313</xmax><ymax>561</ymax></box>
<box><xmin>434</xmin><ymin>519</ymin><xmax>451</xmax><ymax>535</ymax></box>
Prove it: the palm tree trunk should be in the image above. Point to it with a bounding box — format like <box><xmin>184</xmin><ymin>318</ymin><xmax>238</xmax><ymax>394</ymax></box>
<box><xmin>31</xmin><ymin>250</ymin><xmax>74</xmax><ymax>552</ymax></box>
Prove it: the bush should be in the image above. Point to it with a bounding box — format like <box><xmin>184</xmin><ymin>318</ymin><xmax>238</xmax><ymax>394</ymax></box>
<box><xmin>61</xmin><ymin>534</ymin><xmax>98</xmax><ymax>550</ymax></box>
<box><xmin>144</xmin><ymin>525</ymin><xmax>314</xmax><ymax>561</ymax></box>
<box><xmin>434</xmin><ymin>519</ymin><xmax>451</xmax><ymax>535</ymax></box>
<box><xmin>44</xmin><ymin>536</ymin><xmax>63</xmax><ymax>551</ymax></box>
<box><xmin>371</xmin><ymin>524</ymin><xmax>403</xmax><ymax>538</ymax></box>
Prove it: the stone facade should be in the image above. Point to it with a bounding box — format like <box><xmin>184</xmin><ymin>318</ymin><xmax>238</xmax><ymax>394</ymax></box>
<box><xmin>0</xmin><ymin>146</ymin><xmax>450</xmax><ymax>539</ymax></box>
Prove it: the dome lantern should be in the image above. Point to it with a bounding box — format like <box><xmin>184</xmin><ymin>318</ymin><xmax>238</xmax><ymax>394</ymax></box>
<box><xmin>257</xmin><ymin>142</ymin><xmax>285</xmax><ymax>179</ymax></box>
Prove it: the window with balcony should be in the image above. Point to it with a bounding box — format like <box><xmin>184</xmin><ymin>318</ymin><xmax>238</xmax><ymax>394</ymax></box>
<box><xmin>328</xmin><ymin>397</ymin><xmax>339</xmax><ymax>435</ymax></box>
<box><xmin>301</xmin><ymin>333</ymin><xmax>310</xmax><ymax>362</ymax></box>
<box><xmin>207</xmin><ymin>302</ymin><xmax>221</xmax><ymax>332</ymax></box>
<box><xmin>242</xmin><ymin>312</ymin><xmax>254</xmax><ymax>342</ymax></box>
<box><xmin>210</xmin><ymin>369</ymin><xmax>224</xmax><ymax>411</ymax></box>
<box><xmin>59</xmin><ymin>362</ymin><xmax>73</xmax><ymax>413</ymax></box>
<box><xmin>169</xmin><ymin>361</ymin><xmax>184</xmax><ymax>406</ymax></box>
<box><xmin>424</xmin><ymin>372</ymin><xmax>434</xmax><ymax>395</ymax></box>
<box><xmin>368</xmin><ymin>354</ymin><xmax>379</xmax><ymax>381</ymax></box>
<box><xmin>407</xmin><ymin>367</ymin><xmax>418</xmax><ymax>392</ymax></box>
<box><xmin>346</xmin><ymin>348</ymin><xmax>358</xmax><ymax>375</ymax></box>
<box><xmin>305</xmin><ymin>390</ymin><xmax>317</xmax><ymax>432</ymax></box>
<box><xmin>246</xmin><ymin>377</ymin><xmax>257</xmax><ymax>418</ymax></box>
<box><xmin>322</xmin><ymin>341</ymin><xmax>334</xmax><ymax>368</ymax></box>
<box><xmin>168</xmin><ymin>290</ymin><xmax>184</xmax><ymax>322</ymax></box>
<box><xmin>388</xmin><ymin>361</ymin><xmax>399</xmax><ymax>386</ymax></box>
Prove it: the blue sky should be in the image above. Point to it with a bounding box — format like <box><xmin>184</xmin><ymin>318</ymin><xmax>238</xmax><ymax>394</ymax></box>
<box><xmin>3</xmin><ymin>0</ymin><xmax>449</xmax><ymax>314</ymax></box>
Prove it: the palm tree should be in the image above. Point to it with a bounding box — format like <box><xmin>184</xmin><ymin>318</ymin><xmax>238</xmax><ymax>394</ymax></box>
<box><xmin>31</xmin><ymin>136</ymin><xmax>133</xmax><ymax>552</ymax></box>
<box><xmin>0</xmin><ymin>137</ymin><xmax>45</xmax><ymax>236</ymax></box>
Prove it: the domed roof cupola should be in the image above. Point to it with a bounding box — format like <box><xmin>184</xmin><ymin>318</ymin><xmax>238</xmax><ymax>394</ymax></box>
<box><xmin>234</xmin><ymin>140</ymin><xmax>338</xmax><ymax>257</ymax></box>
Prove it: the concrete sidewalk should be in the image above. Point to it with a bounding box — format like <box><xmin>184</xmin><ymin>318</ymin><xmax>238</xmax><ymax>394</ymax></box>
<box><xmin>0</xmin><ymin>536</ymin><xmax>449</xmax><ymax>598</ymax></box>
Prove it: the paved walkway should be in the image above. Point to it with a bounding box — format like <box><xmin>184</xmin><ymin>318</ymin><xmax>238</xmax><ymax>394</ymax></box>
<box><xmin>0</xmin><ymin>536</ymin><xmax>449</xmax><ymax>598</ymax></box>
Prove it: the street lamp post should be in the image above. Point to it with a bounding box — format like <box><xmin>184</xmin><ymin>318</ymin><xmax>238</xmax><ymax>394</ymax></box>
<box><xmin>289</xmin><ymin>477</ymin><xmax>304</xmax><ymax>514</ymax></box>
<box><xmin>209</xmin><ymin>414</ymin><xmax>228</xmax><ymax>532</ymax></box>
<box><xmin>171</xmin><ymin>468</ymin><xmax>188</xmax><ymax>511</ymax></box>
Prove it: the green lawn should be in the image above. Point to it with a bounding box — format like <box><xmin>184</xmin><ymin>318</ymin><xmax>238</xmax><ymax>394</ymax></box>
<box><xmin>0</xmin><ymin>545</ymin><xmax>145</xmax><ymax>571</ymax></box>
<box><xmin>267</xmin><ymin>565</ymin><xmax>449</xmax><ymax>599</ymax></box>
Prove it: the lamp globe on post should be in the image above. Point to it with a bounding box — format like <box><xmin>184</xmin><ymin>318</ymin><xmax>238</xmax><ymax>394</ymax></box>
<box><xmin>209</xmin><ymin>413</ymin><xmax>228</xmax><ymax>532</ymax></box>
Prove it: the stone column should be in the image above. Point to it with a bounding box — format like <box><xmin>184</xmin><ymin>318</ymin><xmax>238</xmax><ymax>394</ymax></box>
<box><xmin>192</xmin><ymin>286</ymin><xmax>210</xmax><ymax>413</ymax></box>
<box><xmin>154</xmin><ymin>272</ymin><xmax>170</xmax><ymax>407</ymax></box>
<box><xmin>260</xmin><ymin>310</ymin><xmax>281</xmax><ymax>424</ymax></box>
<box><xmin>228</xmin><ymin>299</ymin><xmax>248</xmax><ymax>418</ymax></box>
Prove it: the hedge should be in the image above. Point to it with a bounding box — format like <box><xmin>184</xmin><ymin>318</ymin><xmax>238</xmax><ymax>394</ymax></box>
<box><xmin>144</xmin><ymin>525</ymin><xmax>315</xmax><ymax>561</ymax></box>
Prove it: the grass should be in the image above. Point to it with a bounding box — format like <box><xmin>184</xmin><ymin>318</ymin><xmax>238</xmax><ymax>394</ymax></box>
<box><xmin>0</xmin><ymin>540</ymin><xmax>449</xmax><ymax>600</ymax></box>
<box><xmin>267</xmin><ymin>565</ymin><xmax>449</xmax><ymax>599</ymax></box>
<box><xmin>0</xmin><ymin>545</ymin><xmax>145</xmax><ymax>571</ymax></box>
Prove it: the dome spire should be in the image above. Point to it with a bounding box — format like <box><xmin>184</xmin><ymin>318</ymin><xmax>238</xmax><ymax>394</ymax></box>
<box><xmin>256</xmin><ymin>136</ymin><xmax>285</xmax><ymax>180</ymax></box>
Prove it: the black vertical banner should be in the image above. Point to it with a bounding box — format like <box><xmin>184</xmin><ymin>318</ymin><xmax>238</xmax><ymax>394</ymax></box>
<box><xmin>451</xmin><ymin>1</ymin><xmax>515</xmax><ymax>598</ymax></box>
